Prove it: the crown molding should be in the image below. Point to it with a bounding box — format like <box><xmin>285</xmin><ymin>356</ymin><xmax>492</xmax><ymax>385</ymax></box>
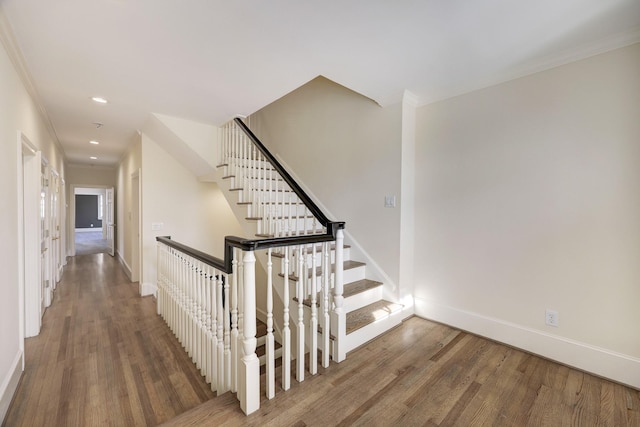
<box><xmin>419</xmin><ymin>27</ymin><xmax>640</xmax><ymax>107</ymax></box>
<box><xmin>0</xmin><ymin>7</ymin><xmax>66</xmax><ymax>159</ymax></box>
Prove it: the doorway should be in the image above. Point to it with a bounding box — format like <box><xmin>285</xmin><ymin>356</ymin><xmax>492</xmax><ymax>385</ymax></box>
<box><xmin>70</xmin><ymin>186</ymin><xmax>115</xmax><ymax>256</ymax></box>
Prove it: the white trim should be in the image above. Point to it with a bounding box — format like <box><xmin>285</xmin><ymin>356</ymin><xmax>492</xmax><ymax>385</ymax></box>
<box><xmin>414</xmin><ymin>297</ymin><xmax>640</xmax><ymax>390</ymax></box>
<box><xmin>417</xmin><ymin>30</ymin><xmax>640</xmax><ymax>107</ymax></box>
<box><xmin>0</xmin><ymin>10</ymin><xmax>64</xmax><ymax>156</ymax></box>
<box><xmin>19</xmin><ymin>133</ymin><xmax>42</xmax><ymax>338</ymax></box>
<box><xmin>69</xmin><ymin>185</ymin><xmax>110</xmax><ymax>257</ymax></box>
<box><xmin>141</xmin><ymin>282</ymin><xmax>157</xmax><ymax>298</ymax></box>
<box><xmin>75</xmin><ymin>228</ymin><xmax>101</xmax><ymax>233</ymax></box>
<box><xmin>116</xmin><ymin>250</ymin><xmax>132</xmax><ymax>281</ymax></box>
<box><xmin>0</xmin><ymin>351</ymin><xmax>23</xmax><ymax>423</ymax></box>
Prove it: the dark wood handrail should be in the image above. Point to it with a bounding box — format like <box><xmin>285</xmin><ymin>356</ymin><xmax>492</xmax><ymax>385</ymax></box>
<box><xmin>157</xmin><ymin>119</ymin><xmax>345</xmax><ymax>273</ymax></box>
<box><xmin>158</xmin><ymin>232</ymin><xmax>339</xmax><ymax>273</ymax></box>
<box><xmin>233</xmin><ymin>118</ymin><xmax>344</xmax><ymax>236</ymax></box>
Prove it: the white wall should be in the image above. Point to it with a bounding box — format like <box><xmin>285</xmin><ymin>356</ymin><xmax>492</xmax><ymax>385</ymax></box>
<box><xmin>116</xmin><ymin>133</ymin><xmax>142</xmax><ymax>278</ymax></box>
<box><xmin>140</xmin><ymin>133</ymin><xmax>243</xmax><ymax>293</ymax></box>
<box><xmin>66</xmin><ymin>164</ymin><xmax>116</xmax><ymax>187</ymax></box>
<box><xmin>249</xmin><ymin>76</ymin><xmax>403</xmax><ymax>287</ymax></box>
<box><xmin>0</xmin><ymin>10</ymin><xmax>65</xmax><ymax>421</ymax></box>
<box><xmin>414</xmin><ymin>43</ymin><xmax>640</xmax><ymax>387</ymax></box>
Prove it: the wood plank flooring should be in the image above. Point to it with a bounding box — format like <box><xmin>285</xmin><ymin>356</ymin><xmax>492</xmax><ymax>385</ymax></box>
<box><xmin>4</xmin><ymin>252</ymin><xmax>640</xmax><ymax>426</ymax></box>
<box><xmin>2</xmin><ymin>253</ymin><xmax>215</xmax><ymax>427</ymax></box>
<box><xmin>163</xmin><ymin>318</ymin><xmax>640</xmax><ymax>427</ymax></box>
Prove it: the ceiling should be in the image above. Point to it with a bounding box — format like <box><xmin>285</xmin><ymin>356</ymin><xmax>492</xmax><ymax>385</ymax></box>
<box><xmin>1</xmin><ymin>0</ymin><xmax>639</xmax><ymax>167</ymax></box>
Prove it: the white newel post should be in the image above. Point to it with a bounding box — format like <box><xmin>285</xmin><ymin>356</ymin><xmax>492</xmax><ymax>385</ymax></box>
<box><xmin>331</xmin><ymin>229</ymin><xmax>346</xmax><ymax>362</ymax></box>
<box><xmin>239</xmin><ymin>250</ymin><xmax>260</xmax><ymax>415</ymax></box>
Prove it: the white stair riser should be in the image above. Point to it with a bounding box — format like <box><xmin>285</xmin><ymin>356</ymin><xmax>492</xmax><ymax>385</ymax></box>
<box><xmin>226</xmin><ymin>158</ymin><xmax>274</xmax><ymax>170</ymax></box>
<box><xmin>283</xmin><ymin>265</ymin><xmax>366</xmax><ymax>290</ymax></box>
<box><xmin>252</xmin><ymin>217</ymin><xmax>319</xmax><ymax>233</ymax></box>
<box><xmin>258</xmin><ymin>347</ymin><xmax>283</xmax><ymax>366</ymax></box>
<box><xmin>229</xmin><ymin>189</ymin><xmax>300</xmax><ymax>204</ymax></box>
<box><xmin>344</xmin><ymin>310</ymin><xmax>404</xmax><ymax>354</ymax></box>
<box><xmin>244</xmin><ymin>203</ymin><xmax>309</xmax><ymax>218</ymax></box>
<box><xmin>276</xmin><ymin>248</ymin><xmax>352</xmax><ymax>271</ymax></box>
<box><xmin>343</xmin><ymin>285</ymin><xmax>383</xmax><ymax>313</ymax></box>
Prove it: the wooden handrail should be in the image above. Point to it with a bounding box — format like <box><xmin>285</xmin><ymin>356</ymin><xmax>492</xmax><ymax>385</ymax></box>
<box><xmin>157</xmin><ymin>118</ymin><xmax>345</xmax><ymax>271</ymax></box>
<box><xmin>233</xmin><ymin>118</ymin><xmax>344</xmax><ymax>237</ymax></box>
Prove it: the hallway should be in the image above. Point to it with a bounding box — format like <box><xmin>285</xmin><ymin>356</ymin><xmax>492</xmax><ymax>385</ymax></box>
<box><xmin>3</xmin><ymin>254</ymin><xmax>214</xmax><ymax>426</ymax></box>
<box><xmin>4</xmin><ymin>254</ymin><xmax>640</xmax><ymax>426</ymax></box>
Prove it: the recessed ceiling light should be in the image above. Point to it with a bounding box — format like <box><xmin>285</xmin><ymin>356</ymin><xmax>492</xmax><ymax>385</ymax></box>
<box><xmin>89</xmin><ymin>140</ymin><xmax>100</xmax><ymax>145</ymax></box>
<box><xmin>91</xmin><ymin>96</ymin><xmax>108</xmax><ymax>104</ymax></box>
<box><xmin>90</xmin><ymin>156</ymin><xmax>98</xmax><ymax>160</ymax></box>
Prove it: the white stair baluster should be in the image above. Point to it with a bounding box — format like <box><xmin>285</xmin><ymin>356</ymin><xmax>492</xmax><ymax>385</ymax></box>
<box><xmin>210</xmin><ymin>266</ymin><xmax>218</xmax><ymax>392</ymax></box>
<box><xmin>282</xmin><ymin>246</ymin><xmax>291</xmax><ymax>391</ymax></box>
<box><xmin>296</xmin><ymin>245</ymin><xmax>305</xmax><ymax>382</ymax></box>
<box><xmin>231</xmin><ymin>256</ymin><xmax>239</xmax><ymax>393</ymax></box>
<box><xmin>216</xmin><ymin>271</ymin><xmax>225</xmax><ymax>393</ymax></box>
<box><xmin>322</xmin><ymin>242</ymin><xmax>330</xmax><ymax>368</ymax></box>
<box><xmin>205</xmin><ymin>266</ymin><xmax>213</xmax><ymax>386</ymax></box>
<box><xmin>224</xmin><ymin>268</ymin><xmax>231</xmax><ymax>392</ymax></box>
<box><xmin>266</xmin><ymin>249</ymin><xmax>275</xmax><ymax>399</ymax></box>
<box><xmin>309</xmin><ymin>243</ymin><xmax>318</xmax><ymax>375</ymax></box>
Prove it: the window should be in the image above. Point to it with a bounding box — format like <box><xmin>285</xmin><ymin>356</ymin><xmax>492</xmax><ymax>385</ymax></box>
<box><xmin>97</xmin><ymin>194</ymin><xmax>103</xmax><ymax>220</ymax></box>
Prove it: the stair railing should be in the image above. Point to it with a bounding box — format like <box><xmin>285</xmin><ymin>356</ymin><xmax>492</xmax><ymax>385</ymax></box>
<box><xmin>155</xmin><ymin>118</ymin><xmax>346</xmax><ymax>416</ymax></box>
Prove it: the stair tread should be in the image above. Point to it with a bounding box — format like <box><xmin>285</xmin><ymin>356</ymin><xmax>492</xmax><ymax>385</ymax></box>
<box><xmin>280</xmin><ymin>260</ymin><xmax>365</xmax><ymax>281</ymax></box>
<box><xmin>346</xmin><ymin>300</ymin><xmax>403</xmax><ymax>335</ymax></box>
<box><xmin>343</xmin><ymin>279</ymin><xmax>383</xmax><ymax>298</ymax></box>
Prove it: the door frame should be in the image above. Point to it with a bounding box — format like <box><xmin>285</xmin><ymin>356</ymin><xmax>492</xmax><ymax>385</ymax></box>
<box><xmin>106</xmin><ymin>187</ymin><xmax>115</xmax><ymax>257</ymax></box>
<box><xmin>131</xmin><ymin>170</ymin><xmax>141</xmax><ymax>284</ymax></box>
<box><xmin>18</xmin><ymin>132</ymin><xmax>42</xmax><ymax>338</ymax></box>
<box><xmin>69</xmin><ymin>185</ymin><xmax>110</xmax><ymax>256</ymax></box>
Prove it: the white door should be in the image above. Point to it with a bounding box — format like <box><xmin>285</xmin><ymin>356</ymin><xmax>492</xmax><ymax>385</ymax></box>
<box><xmin>106</xmin><ymin>187</ymin><xmax>115</xmax><ymax>257</ymax></box>
<box><xmin>40</xmin><ymin>166</ymin><xmax>50</xmax><ymax>312</ymax></box>
<box><xmin>50</xmin><ymin>173</ymin><xmax>60</xmax><ymax>289</ymax></box>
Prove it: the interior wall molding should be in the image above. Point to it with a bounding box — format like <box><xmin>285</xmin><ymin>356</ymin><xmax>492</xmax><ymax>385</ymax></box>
<box><xmin>0</xmin><ymin>8</ymin><xmax>65</xmax><ymax>157</ymax></box>
<box><xmin>415</xmin><ymin>297</ymin><xmax>640</xmax><ymax>390</ymax></box>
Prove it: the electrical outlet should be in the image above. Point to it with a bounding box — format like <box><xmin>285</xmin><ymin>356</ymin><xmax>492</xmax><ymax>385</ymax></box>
<box><xmin>384</xmin><ymin>195</ymin><xmax>396</xmax><ymax>208</ymax></box>
<box><xmin>545</xmin><ymin>309</ymin><xmax>559</xmax><ymax>327</ymax></box>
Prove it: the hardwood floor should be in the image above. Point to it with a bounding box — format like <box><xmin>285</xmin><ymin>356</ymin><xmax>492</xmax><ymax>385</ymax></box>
<box><xmin>163</xmin><ymin>319</ymin><xmax>640</xmax><ymax>427</ymax></box>
<box><xmin>4</xmin><ymin>253</ymin><xmax>640</xmax><ymax>426</ymax></box>
<box><xmin>3</xmin><ymin>253</ymin><xmax>215</xmax><ymax>427</ymax></box>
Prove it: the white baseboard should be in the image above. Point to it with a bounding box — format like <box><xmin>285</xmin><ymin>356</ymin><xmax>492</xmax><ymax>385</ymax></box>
<box><xmin>75</xmin><ymin>228</ymin><xmax>100</xmax><ymax>233</ymax></box>
<box><xmin>414</xmin><ymin>297</ymin><xmax>640</xmax><ymax>390</ymax></box>
<box><xmin>141</xmin><ymin>282</ymin><xmax>157</xmax><ymax>298</ymax></box>
<box><xmin>116</xmin><ymin>250</ymin><xmax>132</xmax><ymax>281</ymax></box>
<box><xmin>0</xmin><ymin>351</ymin><xmax>23</xmax><ymax>423</ymax></box>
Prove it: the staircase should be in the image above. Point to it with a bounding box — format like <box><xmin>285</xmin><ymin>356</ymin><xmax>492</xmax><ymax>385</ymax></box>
<box><xmin>215</xmin><ymin>118</ymin><xmax>404</xmax><ymax>361</ymax></box>
<box><xmin>154</xmin><ymin>117</ymin><xmax>406</xmax><ymax>417</ymax></box>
